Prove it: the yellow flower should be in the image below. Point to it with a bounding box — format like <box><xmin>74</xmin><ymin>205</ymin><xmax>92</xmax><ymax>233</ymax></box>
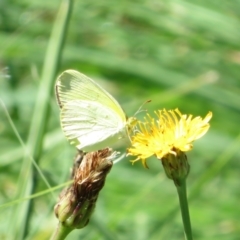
<box><xmin>128</xmin><ymin>109</ymin><xmax>212</xmax><ymax>168</ymax></box>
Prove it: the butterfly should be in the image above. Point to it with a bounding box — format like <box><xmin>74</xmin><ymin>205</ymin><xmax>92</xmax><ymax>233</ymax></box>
<box><xmin>55</xmin><ymin>70</ymin><xmax>136</xmax><ymax>152</ymax></box>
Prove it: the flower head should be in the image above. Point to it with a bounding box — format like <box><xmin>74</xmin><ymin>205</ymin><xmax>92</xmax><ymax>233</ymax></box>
<box><xmin>127</xmin><ymin>109</ymin><xmax>212</xmax><ymax>168</ymax></box>
<box><xmin>54</xmin><ymin>148</ymin><xmax>113</xmax><ymax>229</ymax></box>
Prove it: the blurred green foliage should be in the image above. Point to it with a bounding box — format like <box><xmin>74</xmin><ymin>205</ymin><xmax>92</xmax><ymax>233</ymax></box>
<box><xmin>1</xmin><ymin>0</ymin><xmax>240</xmax><ymax>239</ymax></box>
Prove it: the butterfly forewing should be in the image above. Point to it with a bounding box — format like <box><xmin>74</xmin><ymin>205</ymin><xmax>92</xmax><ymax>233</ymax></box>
<box><xmin>56</xmin><ymin>70</ymin><xmax>125</xmax><ymax>120</ymax></box>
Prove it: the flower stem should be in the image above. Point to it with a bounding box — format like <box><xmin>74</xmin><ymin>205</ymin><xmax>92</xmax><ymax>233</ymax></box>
<box><xmin>50</xmin><ymin>223</ymin><xmax>73</xmax><ymax>240</ymax></box>
<box><xmin>175</xmin><ymin>179</ymin><xmax>193</xmax><ymax>240</ymax></box>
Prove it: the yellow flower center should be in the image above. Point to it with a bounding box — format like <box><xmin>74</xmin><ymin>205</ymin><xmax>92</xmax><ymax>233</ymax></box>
<box><xmin>127</xmin><ymin>109</ymin><xmax>212</xmax><ymax>168</ymax></box>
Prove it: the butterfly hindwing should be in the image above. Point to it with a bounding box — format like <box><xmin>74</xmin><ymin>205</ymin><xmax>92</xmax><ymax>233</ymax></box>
<box><xmin>60</xmin><ymin>100</ymin><xmax>126</xmax><ymax>151</ymax></box>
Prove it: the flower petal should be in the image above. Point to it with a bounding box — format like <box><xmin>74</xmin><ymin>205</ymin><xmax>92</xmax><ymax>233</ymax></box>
<box><xmin>127</xmin><ymin>109</ymin><xmax>212</xmax><ymax>167</ymax></box>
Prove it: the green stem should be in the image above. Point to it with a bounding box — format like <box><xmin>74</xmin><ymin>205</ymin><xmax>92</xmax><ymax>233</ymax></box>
<box><xmin>50</xmin><ymin>223</ymin><xmax>73</xmax><ymax>240</ymax></box>
<box><xmin>10</xmin><ymin>1</ymin><xmax>73</xmax><ymax>239</ymax></box>
<box><xmin>175</xmin><ymin>179</ymin><xmax>193</xmax><ymax>240</ymax></box>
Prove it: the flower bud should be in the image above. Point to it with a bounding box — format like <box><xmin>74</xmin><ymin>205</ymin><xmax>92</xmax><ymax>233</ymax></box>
<box><xmin>54</xmin><ymin>148</ymin><xmax>113</xmax><ymax>229</ymax></box>
<box><xmin>161</xmin><ymin>149</ymin><xmax>190</xmax><ymax>186</ymax></box>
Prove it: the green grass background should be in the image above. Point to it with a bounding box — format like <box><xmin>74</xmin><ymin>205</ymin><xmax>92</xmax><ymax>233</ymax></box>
<box><xmin>1</xmin><ymin>0</ymin><xmax>240</xmax><ymax>239</ymax></box>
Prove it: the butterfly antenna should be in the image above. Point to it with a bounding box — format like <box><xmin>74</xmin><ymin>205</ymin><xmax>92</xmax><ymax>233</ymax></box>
<box><xmin>134</xmin><ymin>100</ymin><xmax>151</xmax><ymax>116</ymax></box>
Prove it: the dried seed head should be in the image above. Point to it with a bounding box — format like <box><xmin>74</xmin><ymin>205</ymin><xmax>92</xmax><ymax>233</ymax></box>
<box><xmin>54</xmin><ymin>148</ymin><xmax>114</xmax><ymax>229</ymax></box>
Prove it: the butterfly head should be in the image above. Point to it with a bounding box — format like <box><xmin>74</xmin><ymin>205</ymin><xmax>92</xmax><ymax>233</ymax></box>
<box><xmin>126</xmin><ymin>116</ymin><xmax>138</xmax><ymax>134</ymax></box>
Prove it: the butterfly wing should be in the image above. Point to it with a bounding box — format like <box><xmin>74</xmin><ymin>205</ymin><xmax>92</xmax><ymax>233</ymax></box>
<box><xmin>55</xmin><ymin>70</ymin><xmax>129</xmax><ymax>151</ymax></box>
<box><xmin>60</xmin><ymin>100</ymin><xmax>127</xmax><ymax>152</ymax></box>
<box><xmin>55</xmin><ymin>69</ymin><xmax>126</xmax><ymax>120</ymax></box>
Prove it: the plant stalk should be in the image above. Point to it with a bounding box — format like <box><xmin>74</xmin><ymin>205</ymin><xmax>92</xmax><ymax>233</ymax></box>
<box><xmin>10</xmin><ymin>1</ymin><xmax>73</xmax><ymax>239</ymax></box>
<box><xmin>50</xmin><ymin>223</ymin><xmax>73</xmax><ymax>240</ymax></box>
<box><xmin>175</xmin><ymin>179</ymin><xmax>193</xmax><ymax>240</ymax></box>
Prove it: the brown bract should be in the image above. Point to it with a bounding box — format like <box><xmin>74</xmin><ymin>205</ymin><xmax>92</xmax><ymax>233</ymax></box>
<box><xmin>54</xmin><ymin>148</ymin><xmax>113</xmax><ymax>229</ymax></box>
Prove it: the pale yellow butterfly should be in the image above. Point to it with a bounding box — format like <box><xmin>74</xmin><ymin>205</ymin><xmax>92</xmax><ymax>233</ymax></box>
<box><xmin>55</xmin><ymin>70</ymin><xmax>136</xmax><ymax>152</ymax></box>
